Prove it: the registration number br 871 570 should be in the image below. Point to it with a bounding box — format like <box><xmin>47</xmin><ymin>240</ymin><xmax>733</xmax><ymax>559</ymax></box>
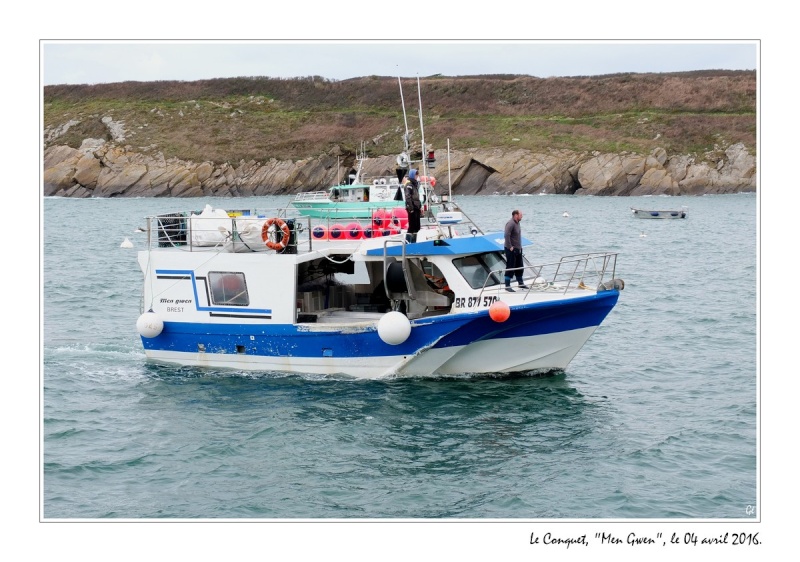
<box><xmin>454</xmin><ymin>295</ymin><xmax>500</xmax><ymax>308</ymax></box>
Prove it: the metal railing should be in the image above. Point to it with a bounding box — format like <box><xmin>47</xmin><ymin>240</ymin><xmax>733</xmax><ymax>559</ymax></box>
<box><xmin>477</xmin><ymin>252</ymin><xmax>620</xmax><ymax>297</ymax></box>
<box><xmin>143</xmin><ymin>200</ymin><xmax>502</xmax><ymax>256</ymax></box>
<box><xmin>293</xmin><ymin>191</ymin><xmax>331</xmax><ymax>201</ymax></box>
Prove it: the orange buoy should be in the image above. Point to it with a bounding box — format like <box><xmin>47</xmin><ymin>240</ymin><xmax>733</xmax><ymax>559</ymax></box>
<box><xmin>311</xmin><ymin>225</ymin><xmax>328</xmax><ymax>240</ymax></box>
<box><xmin>372</xmin><ymin>209</ymin><xmax>389</xmax><ymax>228</ymax></box>
<box><xmin>345</xmin><ymin>222</ymin><xmax>364</xmax><ymax>240</ymax></box>
<box><xmin>391</xmin><ymin>208</ymin><xmax>409</xmax><ymax>229</ymax></box>
<box><xmin>489</xmin><ymin>300</ymin><xmax>510</xmax><ymax>322</ymax></box>
<box><xmin>328</xmin><ymin>224</ymin><xmax>345</xmax><ymax>240</ymax></box>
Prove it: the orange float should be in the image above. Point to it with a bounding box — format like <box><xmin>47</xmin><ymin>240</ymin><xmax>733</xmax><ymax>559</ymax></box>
<box><xmin>372</xmin><ymin>209</ymin><xmax>389</xmax><ymax>228</ymax></box>
<box><xmin>345</xmin><ymin>222</ymin><xmax>364</xmax><ymax>240</ymax></box>
<box><xmin>328</xmin><ymin>224</ymin><xmax>345</xmax><ymax>240</ymax></box>
<box><xmin>391</xmin><ymin>208</ymin><xmax>409</xmax><ymax>229</ymax></box>
<box><xmin>364</xmin><ymin>226</ymin><xmax>381</xmax><ymax>238</ymax></box>
<box><xmin>489</xmin><ymin>300</ymin><xmax>511</xmax><ymax>322</ymax></box>
<box><xmin>311</xmin><ymin>225</ymin><xmax>328</xmax><ymax>240</ymax></box>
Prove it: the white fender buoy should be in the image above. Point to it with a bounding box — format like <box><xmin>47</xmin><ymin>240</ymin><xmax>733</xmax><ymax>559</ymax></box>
<box><xmin>563</xmin><ymin>211</ymin><xmax>570</xmax><ymax>218</ymax></box>
<box><xmin>120</xmin><ymin>237</ymin><xmax>134</xmax><ymax>248</ymax></box>
<box><xmin>377</xmin><ymin>311</ymin><xmax>411</xmax><ymax>345</ymax></box>
<box><xmin>136</xmin><ymin>311</ymin><xmax>164</xmax><ymax>338</ymax></box>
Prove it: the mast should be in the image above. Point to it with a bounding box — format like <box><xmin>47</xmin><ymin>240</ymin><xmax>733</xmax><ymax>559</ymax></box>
<box><xmin>398</xmin><ymin>76</ymin><xmax>410</xmax><ymax>155</ymax></box>
<box><xmin>447</xmin><ymin>138</ymin><xmax>452</xmax><ymax>202</ymax></box>
<box><xmin>416</xmin><ymin>76</ymin><xmax>427</xmax><ymax>180</ymax></box>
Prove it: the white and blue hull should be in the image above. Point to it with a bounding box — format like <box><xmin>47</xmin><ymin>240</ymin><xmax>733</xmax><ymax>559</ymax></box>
<box><xmin>142</xmin><ymin>326</ymin><xmax>602</xmax><ymax>377</ymax></box>
<box><xmin>139</xmin><ymin>278</ymin><xmax>618</xmax><ymax>378</ymax></box>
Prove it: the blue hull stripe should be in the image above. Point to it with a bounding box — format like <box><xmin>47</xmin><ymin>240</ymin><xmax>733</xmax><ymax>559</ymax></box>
<box><xmin>142</xmin><ymin>291</ymin><xmax>619</xmax><ymax>359</ymax></box>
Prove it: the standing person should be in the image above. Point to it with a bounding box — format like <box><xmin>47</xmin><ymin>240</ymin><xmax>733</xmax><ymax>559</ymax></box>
<box><xmin>404</xmin><ymin>169</ymin><xmax>422</xmax><ymax>241</ymax></box>
<box><xmin>504</xmin><ymin>209</ymin><xmax>527</xmax><ymax>292</ymax></box>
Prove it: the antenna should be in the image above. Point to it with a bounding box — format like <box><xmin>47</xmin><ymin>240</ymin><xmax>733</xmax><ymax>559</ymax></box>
<box><xmin>398</xmin><ymin>76</ymin><xmax>410</xmax><ymax>153</ymax></box>
<box><xmin>447</xmin><ymin>138</ymin><xmax>452</xmax><ymax>202</ymax></box>
<box><xmin>416</xmin><ymin>76</ymin><xmax>426</xmax><ymax>178</ymax></box>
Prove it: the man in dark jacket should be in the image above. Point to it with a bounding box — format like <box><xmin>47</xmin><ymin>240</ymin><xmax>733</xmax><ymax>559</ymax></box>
<box><xmin>404</xmin><ymin>169</ymin><xmax>422</xmax><ymax>241</ymax></box>
<box><xmin>504</xmin><ymin>209</ymin><xmax>527</xmax><ymax>291</ymax></box>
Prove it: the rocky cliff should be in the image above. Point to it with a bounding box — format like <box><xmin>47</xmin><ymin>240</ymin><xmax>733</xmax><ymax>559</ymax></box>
<box><xmin>43</xmin><ymin>139</ymin><xmax>756</xmax><ymax>198</ymax></box>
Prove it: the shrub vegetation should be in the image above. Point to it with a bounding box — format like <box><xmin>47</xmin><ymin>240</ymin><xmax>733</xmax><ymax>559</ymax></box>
<box><xmin>43</xmin><ymin>71</ymin><xmax>756</xmax><ymax>163</ymax></box>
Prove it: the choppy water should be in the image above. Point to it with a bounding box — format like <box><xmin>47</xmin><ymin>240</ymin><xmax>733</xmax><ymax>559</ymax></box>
<box><xmin>42</xmin><ymin>193</ymin><xmax>757</xmax><ymax>520</ymax></box>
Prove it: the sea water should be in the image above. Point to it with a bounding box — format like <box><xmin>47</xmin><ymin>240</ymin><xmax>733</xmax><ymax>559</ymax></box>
<box><xmin>42</xmin><ymin>193</ymin><xmax>757</xmax><ymax>520</ymax></box>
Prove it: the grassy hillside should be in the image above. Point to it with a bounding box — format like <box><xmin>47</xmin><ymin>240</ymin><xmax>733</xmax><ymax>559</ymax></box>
<box><xmin>43</xmin><ymin>71</ymin><xmax>756</xmax><ymax>164</ymax></box>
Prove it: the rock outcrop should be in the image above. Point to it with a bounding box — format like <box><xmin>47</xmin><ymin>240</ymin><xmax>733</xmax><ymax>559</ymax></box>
<box><xmin>43</xmin><ymin>140</ymin><xmax>756</xmax><ymax>198</ymax></box>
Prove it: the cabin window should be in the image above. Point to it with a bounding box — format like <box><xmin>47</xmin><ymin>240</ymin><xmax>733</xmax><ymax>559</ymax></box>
<box><xmin>422</xmin><ymin>262</ymin><xmax>450</xmax><ymax>291</ymax></box>
<box><xmin>453</xmin><ymin>252</ymin><xmax>505</xmax><ymax>289</ymax></box>
<box><xmin>208</xmin><ymin>271</ymin><xmax>250</xmax><ymax>306</ymax></box>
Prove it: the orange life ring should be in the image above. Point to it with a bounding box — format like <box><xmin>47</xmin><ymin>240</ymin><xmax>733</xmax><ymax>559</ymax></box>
<box><xmin>261</xmin><ymin>217</ymin><xmax>291</xmax><ymax>250</ymax></box>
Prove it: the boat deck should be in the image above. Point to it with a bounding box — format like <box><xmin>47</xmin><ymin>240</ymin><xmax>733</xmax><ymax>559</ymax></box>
<box><xmin>142</xmin><ymin>202</ymin><xmax>482</xmax><ymax>255</ymax></box>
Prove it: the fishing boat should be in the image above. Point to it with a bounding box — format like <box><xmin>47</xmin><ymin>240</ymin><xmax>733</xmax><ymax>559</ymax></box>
<box><xmin>631</xmin><ymin>207</ymin><xmax>687</xmax><ymax>219</ymax></box>
<box><xmin>135</xmin><ymin>201</ymin><xmax>623</xmax><ymax>378</ymax></box>
<box><xmin>291</xmin><ymin>147</ymin><xmax>438</xmax><ymax>220</ymax></box>
<box><xmin>133</xmin><ymin>79</ymin><xmax>624</xmax><ymax>378</ymax></box>
<box><xmin>291</xmin><ymin>176</ymin><xmax>404</xmax><ymax>219</ymax></box>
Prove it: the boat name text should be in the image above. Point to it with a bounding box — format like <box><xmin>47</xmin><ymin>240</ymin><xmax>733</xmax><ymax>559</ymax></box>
<box><xmin>161</xmin><ymin>297</ymin><xmax>192</xmax><ymax>313</ymax></box>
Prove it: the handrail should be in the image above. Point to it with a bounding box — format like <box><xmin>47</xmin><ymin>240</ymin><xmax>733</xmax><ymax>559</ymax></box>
<box><xmin>382</xmin><ymin>237</ymin><xmax>417</xmax><ymax>301</ymax></box>
<box><xmin>143</xmin><ymin>209</ymin><xmax>620</xmax><ymax>308</ymax></box>
<box><xmin>476</xmin><ymin>252</ymin><xmax>619</xmax><ymax>299</ymax></box>
<box><xmin>143</xmin><ymin>204</ymin><xmax>535</xmax><ymax>260</ymax></box>
<box><xmin>294</xmin><ymin>191</ymin><xmax>330</xmax><ymax>201</ymax></box>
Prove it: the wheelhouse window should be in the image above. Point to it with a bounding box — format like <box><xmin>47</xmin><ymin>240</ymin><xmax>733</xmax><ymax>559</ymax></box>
<box><xmin>453</xmin><ymin>252</ymin><xmax>506</xmax><ymax>289</ymax></box>
<box><xmin>208</xmin><ymin>271</ymin><xmax>249</xmax><ymax>306</ymax></box>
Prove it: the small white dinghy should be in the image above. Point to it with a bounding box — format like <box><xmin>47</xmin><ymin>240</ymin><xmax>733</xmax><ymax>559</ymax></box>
<box><xmin>631</xmin><ymin>207</ymin><xmax>687</xmax><ymax>219</ymax></box>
